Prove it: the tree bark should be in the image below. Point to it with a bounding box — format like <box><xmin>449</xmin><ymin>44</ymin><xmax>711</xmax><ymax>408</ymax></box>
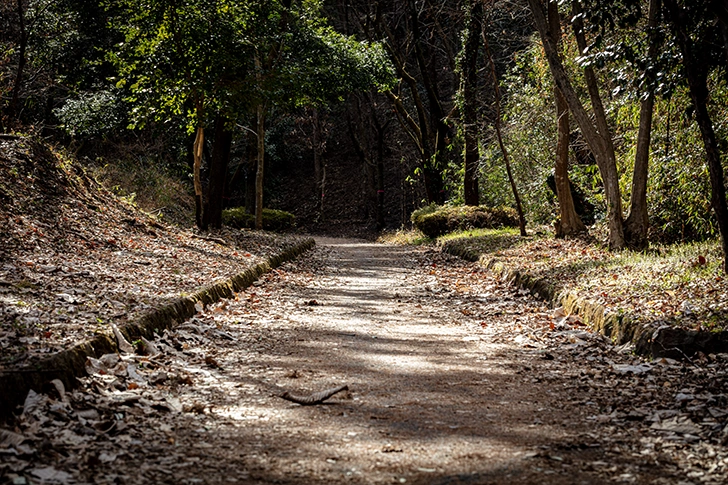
<box><xmin>624</xmin><ymin>0</ymin><xmax>660</xmax><ymax>250</ymax></box>
<box><xmin>526</xmin><ymin>0</ymin><xmax>625</xmax><ymax>249</ymax></box>
<box><xmin>548</xmin><ymin>1</ymin><xmax>586</xmax><ymax>237</ymax></box>
<box><xmin>461</xmin><ymin>0</ymin><xmax>482</xmax><ymax>206</ymax></box>
<box><xmin>204</xmin><ymin>115</ymin><xmax>233</xmax><ymax>229</ymax></box>
<box><xmin>664</xmin><ymin>0</ymin><xmax>728</xmax><ymax>273</ymax></box>
<box><xmin>569</xmin><ymin>0</ymin><xmax>625</xmax><ymax>248</ymax></box>
<box><xmin>193</xmin><ymin>126</ymin><xmax>205</xmax><ymax>229</ymax></box>
<box><xmin>483</xmin><ymin>20</ymin><xmax>527</xmax><ymax>236</ymax></box>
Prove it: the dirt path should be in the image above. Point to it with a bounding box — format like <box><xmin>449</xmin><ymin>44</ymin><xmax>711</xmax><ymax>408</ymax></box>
<box><xmin>4</xmin><ymin>238</ymin><xmax>728</xmax><ymax>484</ymax></box>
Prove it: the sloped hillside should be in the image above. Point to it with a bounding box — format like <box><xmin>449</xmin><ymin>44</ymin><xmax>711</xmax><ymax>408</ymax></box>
<box><xmin>0</xmin><ymin>136</ymin><xmax>302</xmax><ymax>370</ymax></box>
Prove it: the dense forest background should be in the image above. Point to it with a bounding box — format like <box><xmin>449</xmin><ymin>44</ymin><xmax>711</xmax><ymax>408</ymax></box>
<box><xmin>2</xmin><ymin>0</ymin><xmax>728</xmax><ymax>264</ymax></box>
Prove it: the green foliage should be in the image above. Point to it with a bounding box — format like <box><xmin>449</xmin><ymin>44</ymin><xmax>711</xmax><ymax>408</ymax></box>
<box><xmin>222</xmin><ymin>207</ymin><xmax>295</xmax><ymax>231</ymax></box>
<box><xmin>410</xmin><ymin>204</ymin><xmax>519</xmax><ymax>238</ymax></box>
<box><xmin>107</xmin><ymin>0</ymin><xmax>394</xmax><ymax>132</ymax></box>
<box><xmin>54</xmin><ymin>90</ymin><xmax>125</xmax><ymax>137</ymax></box>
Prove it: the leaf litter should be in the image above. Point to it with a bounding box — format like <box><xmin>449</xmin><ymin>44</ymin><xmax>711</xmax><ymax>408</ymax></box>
<box><xmin>1</xmin><ymin>240</ymin><xmax>727</xmax><ymax>484</ymax></box>
<box><xmin>0</xmin><ymin>137</ymin><xmax>307</xmax><ymax>370</ymax></box>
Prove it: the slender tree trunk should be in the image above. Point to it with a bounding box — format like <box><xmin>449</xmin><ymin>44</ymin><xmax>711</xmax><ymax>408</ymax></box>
<box><xmin>9</xmin><ymin>0</ymin><xmax>27</xmax><ymax>122</ymax></box>
<box><xmin>526</xmin><ymin>0</ymin><xmax>625</xmax><ymax>249</ymax></box>
<box><xmin>483</xmin><ymin>21</ymin><xmax>526</xmax><ymax>236</ymax></box>
<box><xmin>548</xmin><ymin>1</ymin><xmax>585</xmax><ymax>237</ymax></box>
<box><xmin>665</xmin><ymin>0</ymin><xmax>728</xmax><ymax>273</ymax></box>
<box><xmin>244</xmin><ymin>129</ymin><xmax>257</xmax><ymax>214</ymax></box>
<box><xmin>255</xmin><ymin>102</ymin><xmax>265</xmax><ymax>230</ymax></box>
<box><xmin>193</xmin><ymin>126</ymin><xmax>205</xmax><ymax>229</ymax></box>
<box><xmin>378</xmin><ymin>3</ymin><xmax>446</xmax><ymax>206</ymax></box>
<box><xmin>313</xmin><ymin>108</ymin><xmax>325</xmax><ymax>216</ymax></box>
<box><xmin>461</xmin><ymin>0</ymin><xmax>482</xmax><ymax>206</ymax></box>
<box><xmin>374</xmin><ymin>112</ymin><xmax>387</xmax><ymax>231</ymax></box>
<box><xmin>204</xmin><ymin>116</ymin><xmax>233</xmax><ymax>229</ymax></box>
<box><xmin>409</xmin><ymin>0</ymin><xmax>448</xmax><ymax>204</ymax></box>
<box><xmin>624</xmin><ymin>0</ymin><xmax>660</xmax><ymax>250</ymax></box>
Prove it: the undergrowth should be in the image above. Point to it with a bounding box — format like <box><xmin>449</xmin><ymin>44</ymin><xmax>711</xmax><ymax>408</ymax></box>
<box><xmin>93</xmin><ymin>159</ymin><xmax>195</xmax><ymax>226</ymax></box>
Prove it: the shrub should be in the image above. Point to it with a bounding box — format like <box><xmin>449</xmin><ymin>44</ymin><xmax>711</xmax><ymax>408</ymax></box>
<box><xmin>411</xmin><ymin>205</ymin><xmax>519</xmax><ymax>238</ymax></box>
<box><xmin>222</xmin><ymin>207</ymin><xmax>295</xmax><ymax>231</ymax></box>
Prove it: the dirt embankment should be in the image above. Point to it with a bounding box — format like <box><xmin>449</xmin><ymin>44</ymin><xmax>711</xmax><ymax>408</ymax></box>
<box><xmin>0</xmin><ymin>136</ymin><xmax>308</xmax><ymax>371</ymax></box>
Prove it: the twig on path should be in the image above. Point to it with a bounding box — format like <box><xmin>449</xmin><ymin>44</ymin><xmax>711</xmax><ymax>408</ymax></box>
<box><xmin>191</xmin><ymin>234</ymin><xmax>230</xmax><ymax>246</ymax></box>
<box><xmin>279</xmin><ymin>384</ymin><xmax>349</xmax><ymax>406</ymax></box>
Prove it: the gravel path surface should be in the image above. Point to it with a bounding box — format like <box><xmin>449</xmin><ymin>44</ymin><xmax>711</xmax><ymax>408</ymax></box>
<box><xmin>3</xmin><ymin>238</ymin><xmax>728</xmax><ymax>484</ymax></box>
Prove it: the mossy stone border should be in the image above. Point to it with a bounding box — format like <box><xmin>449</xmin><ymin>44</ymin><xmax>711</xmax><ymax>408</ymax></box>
<box><xmin>441</xmin><ymin>243</ymin><xmax>728</xmax><ymax>360</ymax></box>
<box><xmin>0</xmin><ymin>238</ymin><xmax>315</xmax><ymax>419</ymax></box>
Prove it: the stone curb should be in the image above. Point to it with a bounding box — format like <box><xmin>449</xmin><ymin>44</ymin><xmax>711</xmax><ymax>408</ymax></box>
<box><xmin>441</xmin><ymin>241</ymin><xmax>728</xmax><ymax>360</ymax></box>
<box><xmin>0</xmin><ymin>238</ymin><xmax>316</xmax><ymax>419</ymax></box>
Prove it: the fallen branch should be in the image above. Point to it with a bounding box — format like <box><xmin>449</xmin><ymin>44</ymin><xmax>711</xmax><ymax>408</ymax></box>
<box><xmin>192</xmin><ymin>234</ymin><xmax>230</xmax><ymax>246</ymax></box>
<box><xmin>279</xmin><ymin>384</ymin><xmax>349</xmax><ymax>406</ymax></box>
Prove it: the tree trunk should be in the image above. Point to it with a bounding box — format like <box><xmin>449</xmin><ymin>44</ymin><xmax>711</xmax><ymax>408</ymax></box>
<box><xmin>9</xmin><ymin>0</ymin><xmax>27</xmax><ymax>122</ymax></box>
<box><xmin>245</xmin><ymin>129</ymin><xmax>257</xmax><ymax>214</ymax></box>
<box><xmin>483</xmin><ymin>21</ymin><xmax>527</xmax><ymax>236</ymax></box>
<box><xmin>554</xmin><ymin>89</ymin><xmax>586</xmax><ymax>237</ymax></box>
<box><xmin>665</xmin><ymin>0</ymin><xmax>728</xmax><ymax>273</ymax></box>
<box><xmin>378</xmin><ymin>3</ymin><xmax>446</xmax><ymax>206</ymax></box>
<box><xmin>255</xmin><ymin>102</ymin><xmax>265</xmax><ymax>230</ymax></box>
<box><xmin>527</xmin><ymin>0</ymin><xmax>625</xmax><ymax>249</ymax></box>
<box><xmin>374</xmin><ymin>111</ymin><xmax>387</xmax><ymax>231</ymax></box>
<box><xmin>193</xmin><ymin>126</ymin><xmax>205</xmax><ymax>229</ymax></box>
<box><xmin>570</xmin><ymin>0</ymin><xmax>624</xmax><ymax>248</ymax></box>
<box><xmin>409</xmin><ymin>0</ymin><xmax>449</xmax><ymax>204</ymax></box>
<box><xmin>461</xmin><ymin>0</ymin><xmax>482</xmax><ymax>206</ymax></box>
<box><xmin>624</xmin><ymin>0</ymin><xmax>660</xmax><ymax>250</ymax></box>
<box><xmin>548</xmin><ymin>1</ymin><xmax>585</xmax><ymax>237</ymax></box>
<box><xmin>204</xmin><ymin>116</ymin><xmax>233</xmax><ymax>230</ymax></box>
<box><xmin>312</xmin><ymin>108</ymin><xmax>325</xmax><ymax>216</ymax></box>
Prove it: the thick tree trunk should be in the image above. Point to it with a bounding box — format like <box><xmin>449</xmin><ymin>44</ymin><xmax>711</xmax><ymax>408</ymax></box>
<box><xmin>665</xmin><ymin>0</ymin><xmax>728</xmax><ymax>273</ymax></box>
<box><xmin>624</xmin><ymin>0</ymin><xmax>660</xmax><ymax>250</ymax></box>
<box><xmin>483</xmin><ymin>21</ymin><xmax>527</xmax><ymax>236</ymax></box>
<box><xmin>255</xmin><ymin>103</ymin><xmax>265</xmax><ymax>230</ymax></box>
<box><xmin>548</xmin><ymin>1</ymin><xmax>585</xmax><ymax>237</ymax></box>
<box><xmin>193</xmin><ymin>126</ymin><xmax>205</xmax><ymax>229</ymax></box>
<box><xmin>554</xmin><ymin>89</ymin><xmax>586</xmax><ymax>237</ymax></box>
<box><xmin>204</xmin><ymin>116</ymin><xmax>233</xmax><ymax>229</ymax></box>
<box><xmin>527</xmin><ymin>0</ymin><xmax>625</xmax><ymax>249</ymax></box>
<box><xmin>461</xmin><ymin>0</ymin><xmax>482</xmax><ymax>206</ymax></box>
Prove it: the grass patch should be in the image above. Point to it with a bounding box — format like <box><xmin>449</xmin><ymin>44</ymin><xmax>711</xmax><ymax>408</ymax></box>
<box><xmin>444</xmin><ymin>230</ymin><xmax>727</xmax><ymax>331</ymax></box>
<box><xmin>377</xmin><ymin>228</ymin><xmax>432</xmax><ymax>246</ymax></box>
